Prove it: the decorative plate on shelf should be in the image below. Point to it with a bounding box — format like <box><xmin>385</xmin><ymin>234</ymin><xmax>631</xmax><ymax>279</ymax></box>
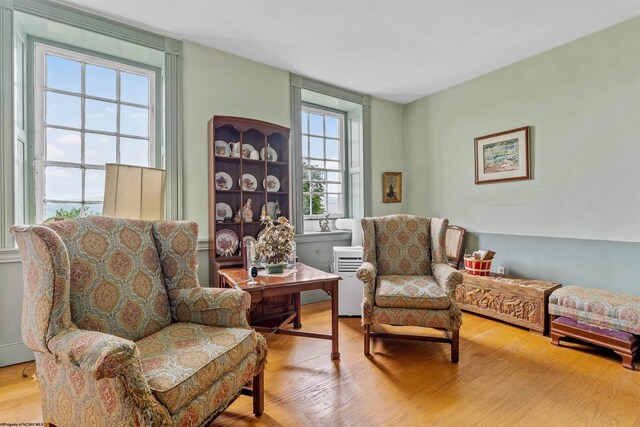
<box><xmin>260</xmin><ymin>146</ymin><xmax>278</xmax><ymax>162</ymax></box>
<box><xmin>215</xmin><ymin>229</ymin><xmax>239</xmax><ymax>256</ymax></box>
<box><xmin>263</xmin><ymin>175</ymin><xmax>280</xmax><ymax>192</ymax></box>
<box><xmin>215</xmin><ymin>172</ymin><xmax>233</xmax><ymax>190</ymax></box>
<box><xmin>214</xmin><ymin>140</ymin><xmax>230</xmax><ymax>157</ymax></box>
<box><xmin>242</xmin><ymin>144</ymin><xmax>256</xmax><ymax>159</ymax></box>
<box><xmin>239</xmin><ymin>174</ymin><xmax>258</xmax><ymax>191</ymax></box>
<box><xmin>215</xmin><ymin>203</ymin><xmax>233</xmax><ymax>221</ymax></box>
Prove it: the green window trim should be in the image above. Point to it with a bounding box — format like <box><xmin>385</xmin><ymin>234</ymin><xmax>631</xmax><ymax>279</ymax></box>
<box><xmin>290</xmin><ymin>73</ymin><xmax>372</xmax><ymax>235</ymax></box>
<box><xmin>0</xmin><ymin>0</ymin><xmax>183</xmax><ymax>247</ymax></box>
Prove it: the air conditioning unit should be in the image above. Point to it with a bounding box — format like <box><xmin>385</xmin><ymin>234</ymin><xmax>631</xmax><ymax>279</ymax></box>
<box><xmin>332</xmin><ymin>246</ymin><xmax>364</xmax><ymax>317</ymax></box>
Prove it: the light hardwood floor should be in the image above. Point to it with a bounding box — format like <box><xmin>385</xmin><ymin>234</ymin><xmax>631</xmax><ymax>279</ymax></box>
<box><xmin>1</xmin><ymin>301</ymin><xmax>639</xmax><ymax>426</ymax></box>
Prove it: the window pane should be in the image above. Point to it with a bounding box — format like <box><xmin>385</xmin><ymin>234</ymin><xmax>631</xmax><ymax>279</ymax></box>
<box><xmin>45</xmin><ymin>202</ymin><xmax>82</xmax><ymax>219</ymax></box>
<box><xmin>84</xmin><ymin>203</ymin><xmax>103</xmax><ymax>216</ymax></box>
<box><xmin>121</xmin><ymin>72</ymin><xmax>149</xmax><ymax>105</ymax></box>
<box><xmin>46</xmin><ymin>128</ymin><xmax>80</xmax><ymax>163</ymax></box>
<box><xmin>85</xmin><ymin>133</ymin><xmax>116</xmax><ymax>165</ymax></box>
<box><xmin>309</xmin><ymin>113</ymin><xmax>323</xmax><ymax>136</ymax></box>
<box><xmin>302</xmin><ymin>135</ymin><xmax>309</xmax><ymax>158</ymax></box>
<box><xmin>327</xmin><ymin>194</ymin><xmax>341</xmax><ymax>214</ymax></box>
<box><xmin>309</xmin><ymin>159</ymin><xmax>323</xmax><ymax>169</ymax></box>
<box><xmin>325</xmin><ymin>116</ymin><xmax>339</xmax><ymax>138</ymax></box>
<box><xmin>86</xmin><ymin>64</ymin><xmax>116</xmax><ymax>100</ymax></box>
<box><xmin>46</xmin><ymin>92</ymin><xmax>81</xmax><ymax>128</ymax></box>
<box><xmin>327</xmin><ymin>183</ymin><xmax>342</xmax><ymax>193</ymax></box>
<box><xmin>326</xmin><ymin>171</ymin><xmax>341</xmax><ymax>182</ymax></box>
<box><xmin>311</xmin><ymin>194</ymin><xmax>326</xmax><ymax>215</ymax></box>
<box><xmin>326</xmin><ymin>160</ymin><xmax>340</xmax><ymax>170</ymax></box>
<box><xmin>326</xmin><ymin>139</ymin><xmax>340</xmax><ymax>160</ymax></box>
<box><xmin>85</xmin><ymin>99</ymin><xmax>117</xmax><ymax>132</ymax></box>
<box><xmin>85</xmin><ymin>169</ymin><xmax>105</xmax><ymax>201</ymax></box>
<box><xmin>120</xmin><ymin>137</ymin><xmax>149</xmax><ymax>166</ymax></box>
<box><xmin>309</xmin><ymin>137</ymin><xmax>323</xmax><ymax>158</ymax></box>
<box><xmin>120</xmin><ymin>105</ymin><xmax>149</xmax><ymax>137</ymax></box>
<box><xmin>308</xmin><ymin>168</ymin><xmax>325</xmax><ymax>181</ymax></box>
<box><xmin>46</xmin><ymin>55</ymin><xmax>80</xmax><ymax>93</ymax></box>
<box><xmin>301</xmin><ymin>111</ymin><xmax>308</xmax><ymax>134</ymax></box>
<box><xmin>310</xmin><ymin>181</ymin><xmax>325</xmax><ymax>192</ymax></box>
<box><xmin>45</xmin><ymin>166</ymin><xmax>81</xmax><ymax>201</ymax></box>
<box><xmin>303</xmin><ymin>194</ymin><xmax>310</xmax><ymax>215</ymax></box>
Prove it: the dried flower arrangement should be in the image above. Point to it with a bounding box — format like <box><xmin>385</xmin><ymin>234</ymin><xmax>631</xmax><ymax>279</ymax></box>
<box><xmin>255</xmin><ymin>216</ymin><xmax>295</xmax><ymax>265</ymax></box>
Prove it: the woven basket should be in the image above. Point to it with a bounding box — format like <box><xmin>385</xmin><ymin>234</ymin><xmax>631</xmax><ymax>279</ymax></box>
<box><xmin>464</xmin><ymin>256</ymin><xmax>492</xmax><ymax>276</ymax></box>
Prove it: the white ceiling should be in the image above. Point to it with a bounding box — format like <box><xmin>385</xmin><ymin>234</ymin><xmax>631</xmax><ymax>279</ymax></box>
<box><xmin>58</xmin><ymin>0</ymin><xmax>640</xmax><ymax>104</ymax></box>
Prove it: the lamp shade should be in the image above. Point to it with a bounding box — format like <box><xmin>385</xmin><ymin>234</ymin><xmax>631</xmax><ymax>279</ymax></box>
<box><xmin>102</xmin><ymin>163</ymin><xmax>166</xmax><ymax>220</ymax></box>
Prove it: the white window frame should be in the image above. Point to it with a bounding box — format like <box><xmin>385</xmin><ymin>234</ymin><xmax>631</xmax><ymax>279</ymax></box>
<box><xmin>33</xmin><ymin>42</ymin><xmax>156</xmax><ymax>222</ymax></box>
<box><xmin>301</xmin><ymin>105</ymin><xmax>345</xmax><ymax>219</ymax></box>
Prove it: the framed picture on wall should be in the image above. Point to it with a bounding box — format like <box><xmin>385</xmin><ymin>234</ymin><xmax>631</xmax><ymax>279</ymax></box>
<box><xmin>383</xmin><ymin>172</ymin><xmax>402</xmax><ymax>203</ymax></box>
<box><xmin>475</xmin><ymin>126</ymin><xmax>530</xmax><ymax>184</ymax></box>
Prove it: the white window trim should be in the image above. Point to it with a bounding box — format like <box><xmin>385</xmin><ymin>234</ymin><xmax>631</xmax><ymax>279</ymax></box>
<box><xmin>33</xmin><ymin>42</ymin><xmax>156</xmax><ymax>222</ymax></box>
<box><xmin>301</xmin><ymin>105</ymin><xmax>345</xmax><ymax>219</ymax></box>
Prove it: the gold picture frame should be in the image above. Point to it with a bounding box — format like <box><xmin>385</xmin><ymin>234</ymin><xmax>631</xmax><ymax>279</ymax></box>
<box><xmin>383</xmin><ymin>172</ymin><xmax>402</xmax><ymax>203</ymax></box>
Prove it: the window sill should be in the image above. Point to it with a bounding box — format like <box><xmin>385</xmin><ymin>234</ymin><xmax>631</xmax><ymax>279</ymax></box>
<box><xmin>295</xmin><ymin>231</ymin><xmax>352</xmax><ymax>243</ymax></box>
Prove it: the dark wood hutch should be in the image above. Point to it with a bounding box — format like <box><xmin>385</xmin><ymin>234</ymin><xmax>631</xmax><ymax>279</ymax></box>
<box><xmin>208</xmin><ymin>115</ymin><xmax>294</xmax><ymax>325</ymax></box>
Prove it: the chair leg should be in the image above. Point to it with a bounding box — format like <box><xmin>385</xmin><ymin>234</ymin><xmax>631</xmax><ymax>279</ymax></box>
<box><xmin>252</xmin><ymin>369</ymin><xmax>264</xmax><ymax>417</ymax></box>
<box><xmin>364</xmin><ymin>324</ymin><xmax>371</xmax><ymax>356</ymax></box>
<box><xmin>451</xmin><ymin>329</ymin><xmax>459</xmax><ymax>363</ymax></box>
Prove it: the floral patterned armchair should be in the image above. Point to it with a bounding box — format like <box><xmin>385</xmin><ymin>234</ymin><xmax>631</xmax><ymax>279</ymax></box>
<box><xmin>12</xmin><ymin>217</ymin><xmax>267</xmax><ymax>426</ymax></box>
<box><xmin>356</xmin><ymin>215</ymin><xmax>462</xmax><ymax>362</ymax></box>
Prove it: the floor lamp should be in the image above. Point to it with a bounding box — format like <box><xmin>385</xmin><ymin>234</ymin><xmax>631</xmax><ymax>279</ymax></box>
<box><xmin>102</xmin><ymin>163</ymin><xmax>166</xmax><ymax>220</ymax></box>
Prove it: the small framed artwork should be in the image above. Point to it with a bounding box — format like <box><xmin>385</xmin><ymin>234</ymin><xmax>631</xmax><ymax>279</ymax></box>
<box><xmin>383</xmin><ymin>172</ymin><xmax>402</xmax><ymax>203</ymax></box>
<box><xmin>475</xmin><ymin>126</ymin><xmax>530</xmax><ymax>184</ymax></box>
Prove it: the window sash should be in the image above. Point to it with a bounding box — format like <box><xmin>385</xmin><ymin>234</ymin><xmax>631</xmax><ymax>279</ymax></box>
<box><xmin>301</xmin><ymin>106</ymin><xmax>345</xmax><ymax>218</ymax></box>
<box><xmin>33</xmin><ymin>42</ymin><xmax>156</xmax><ymax>221</ymax></box>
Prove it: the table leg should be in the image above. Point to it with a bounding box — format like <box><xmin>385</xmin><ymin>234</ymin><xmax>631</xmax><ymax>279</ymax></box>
<box><xmin>293</xmin><ymin>292</ymin><xmax>302</xmax><ymax>329</ymax></box>
<box><xmin>331</xmin><ymin>280</ymin><xmax>340</xmax><ymax>360</ymax></box>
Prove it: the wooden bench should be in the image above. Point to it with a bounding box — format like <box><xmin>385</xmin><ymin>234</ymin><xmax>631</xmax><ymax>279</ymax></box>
<box><xmin>549</xmin><ymin>286</ymin><xmax>640</xmax><ymax>370</ymax></box>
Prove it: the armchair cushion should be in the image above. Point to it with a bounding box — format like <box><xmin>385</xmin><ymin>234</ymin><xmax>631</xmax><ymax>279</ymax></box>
<box><xmin>136</xmin><ymin>322</ymin><xmax>258</xmax><ymax>414</ymax></box>
<box><xmin>373</xmin><ymin>215</ymin><xmax>431</xmax><ymax>276</ymax></box>
<box><xmin>46</xmin><ymin>217</ymin><xmax>171</xmax><ymax>341</ymax></box>
<box><xmin>375</xmin><ymin>276</ymin><xmax>450</xmax><ymax>310</ymax></box>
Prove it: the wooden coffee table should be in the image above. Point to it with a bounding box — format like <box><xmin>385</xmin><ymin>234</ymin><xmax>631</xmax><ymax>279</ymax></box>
<box><xmin>219</xmin><ymin>263</ymin><xmax>342</xmax><ymax>360</ymax></box>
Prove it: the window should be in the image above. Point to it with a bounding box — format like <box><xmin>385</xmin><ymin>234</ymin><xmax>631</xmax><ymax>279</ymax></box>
<box><xmin>301</xmin><ymin>106</ymin><xmax>344</xmax><ymax>218</ymax></box>
<box><xmin>33</xmin><ymin>43</ymin><xmax>155</xmax><ymax>221</ymax></box>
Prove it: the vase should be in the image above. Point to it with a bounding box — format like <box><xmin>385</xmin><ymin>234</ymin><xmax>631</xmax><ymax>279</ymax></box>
<box><xmin>265</xmin><ymin>262</ymin><xmax>286</xmax><ymax>274</ymax></box>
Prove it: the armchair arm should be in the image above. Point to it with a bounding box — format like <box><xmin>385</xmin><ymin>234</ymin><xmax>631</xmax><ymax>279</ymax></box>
<box><xmin>356</xmin><ymin>262</ymin><xmax>377</xmax><ymax>283</ymax></box>
<box><xmin>357</xmin><ymin>262</ymin><xmax>377</xmax><ymax>324</ymax></box>
<box><xmin>47</xmin><ymin>329</ymin><xmax>171</xmax><ymax>425</ymax></box>
<box><xmin>168</xmin><ymin>287</ymin><xmax>251</xmax><ymax>328</ymax></box>
<box><xmin>48</xmin><ymin>328</ymin><xmax>138</xmax><ymax>380</ymax></box>
<box><xmin>431</xmin><ymin>262</ymin><xmax>462</xmax><ymax>298</ymax></box>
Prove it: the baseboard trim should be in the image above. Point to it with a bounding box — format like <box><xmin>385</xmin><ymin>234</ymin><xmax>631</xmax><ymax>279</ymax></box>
<box><xmin>0</xmin><ymin>341</ymin><xmax>34</xmax><ymax>367</ymax></box>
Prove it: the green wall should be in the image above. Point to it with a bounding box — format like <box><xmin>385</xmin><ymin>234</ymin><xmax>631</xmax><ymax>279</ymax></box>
<box><xmin>405</xmin><ymin>17</ymin><xmax>640</xmax><ymax>243</ymax></box>
<box><xmin>403</xmin><ymin>17</ymin><xmax>640</xmax><ymax>293</ymax></box>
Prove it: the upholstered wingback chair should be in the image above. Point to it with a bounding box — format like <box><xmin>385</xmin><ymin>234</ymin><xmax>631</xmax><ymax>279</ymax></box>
<box><xmin>12</xmin><ymin>217</ymin><xmax>267</xmax><ymax>426</ymax></box>
<box><xmin>356</xmin><ymin>215</ymin><xmax>462</xmax><ymax>362</ymax></box>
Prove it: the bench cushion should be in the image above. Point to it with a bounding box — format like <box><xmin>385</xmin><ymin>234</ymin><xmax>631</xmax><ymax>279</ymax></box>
<box><xmin>549</xmin><ymin>286</ymin><xmax>640</xmax><ymax>335</ymax></box>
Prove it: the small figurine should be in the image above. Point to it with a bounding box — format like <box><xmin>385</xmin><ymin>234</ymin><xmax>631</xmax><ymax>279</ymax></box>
<box><xmin>233</xmin><ymin>209</ymin><xmax>241</xmax><ymax>223</ymax></box>
<box><xmin>318</xmin><ymin>213</ymin><xmax>331</xmax><ymax>232</ymax></box>
<box><xmin>242</xmin><ymin>198</ymin><xmax>253</xmax><ymax>222</ymax></box>
<box><xmin>274</xmin><ymin>200</ymin><xmax>281</xmax><ymax>218</ymax></box>
<box><xmin>261</xmin><ymin>208</ymin><xmax>268</xmax><ymax>221</ymax></box>
<box><xmin>222</xmin><ymin>247</ymin><xmax>235</xmax><ymax>257</ymax></box>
